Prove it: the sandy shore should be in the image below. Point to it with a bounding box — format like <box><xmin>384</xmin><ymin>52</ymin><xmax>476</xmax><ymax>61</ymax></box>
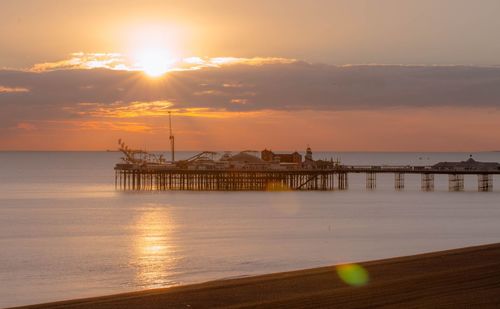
<box><xmin>14</xmin><ymin>243</ymin><xmax>500</xmax><ymax>308</ymax></box>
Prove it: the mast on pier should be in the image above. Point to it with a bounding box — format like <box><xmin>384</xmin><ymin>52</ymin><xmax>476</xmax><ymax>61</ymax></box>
<box><xmin>169</xmin><ymin>111</ymin><xmax>175</xmax><ymax>162</ymax></box>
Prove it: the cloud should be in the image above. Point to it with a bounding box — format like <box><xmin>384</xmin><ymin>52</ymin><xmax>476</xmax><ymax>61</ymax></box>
<box><xmin>2</xmin><ymin>59</ymin><xmax>500</xmax><ymax>131</ymax></box>
<box><xmin>15</xmin><ymin>122</ymin><xmax>36</xmax><ymax>131</ymax></box>
<box><xmin>66</xmin><ymin>101</ymin><xmax>174</xmax><ymax>118</ymax></box>
<box><xmin>31</xmin><ymin>52</ymin><xmax>126</xmax><ymax>72</ymax></box>
<box><xmin>10</xmin><ymin>120</ymin><xmax>153</xmax><ymax>133</ymax></box>
<box><xmin>29</xmin><ymin>53</ymin><xmax>296</xmax><ymax>73</ymax></box>
<box><xmin>230</xmin><ymin>98</ymin><xmax>248</xmax><ymax>105</ymax></box>
<box><xmin>0</xmin><ymin>85</ymin><xmax>29</xmax><ymax>93</ymax></box>
<box><xmin>74</xmin><ymin>120</ymin><xmax>153</xmax><ymax>132</ymax></box>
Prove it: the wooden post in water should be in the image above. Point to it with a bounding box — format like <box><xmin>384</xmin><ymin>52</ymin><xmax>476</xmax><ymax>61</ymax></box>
<box><xmin>366</xmin><ymin>172</ymin><xmax>376</xmax><ymax>190</ymax></box>
<box><xmin>395</xmin><ymin>173</ymin><xmax>404</xmax><ymax>190</ymax></box>
<box><xmin>478</xmin><ymin>174</ymin><xmax>492</xmax><ymax>192</ymax></box>
<box><xmin>449</xmin><ymin>174</ymin><xmax>464</xmax><ymax>192</ymax></box>
<box><xmin>421</xmin><ymin>173</ymin><xmax>434</xmax><ymax>192</ymax></box>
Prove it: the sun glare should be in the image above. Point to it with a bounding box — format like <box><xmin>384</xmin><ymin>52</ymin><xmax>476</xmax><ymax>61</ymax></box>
<box><xmin>135</xmin><ymin>49</ymin><xmax>173</xmax><ymax>77</ymax></box>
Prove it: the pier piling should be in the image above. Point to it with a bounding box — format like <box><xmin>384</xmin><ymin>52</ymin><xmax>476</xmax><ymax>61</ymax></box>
<box><xmin>337</xmin><ymin>172</ymin><xmax>348</xmax><ymax>190</ymax></box>
<box><xmin>421</xmin><ymin>174</ymin><xmax>435</xmax><ymax>192</ymax></box>
<box><xmin>478</xmin><ymin>174</ymin><xmax>493</xmax><ymax>192</ymax></box>
<box><xmin>395</xmin><ymin>173</ymin><xmax>405</xmax><ymax>190</ymax></box>
<box><xmin>449</xmin><ymin>174</ymin><xmax>464</xmax><ymax>192</ymax></box>
<box><xmin>366</xmin><ymin>172</ymin><xmax>376</xmax><ymax>190</ymax></box>
<box><xmin>115</xmin><ymin>169</ymin><xmax>340</xmax><ymax>191</ymax></box>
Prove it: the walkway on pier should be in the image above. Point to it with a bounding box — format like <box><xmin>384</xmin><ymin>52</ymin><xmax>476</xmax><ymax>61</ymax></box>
<box><xmin>340</xmin><ymin>165</ymin><xmax>497</xmax><ymax>192</ymax></box>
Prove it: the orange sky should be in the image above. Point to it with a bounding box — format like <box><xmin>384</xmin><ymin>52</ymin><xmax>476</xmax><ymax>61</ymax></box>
<box><xmin>1</xmin><ymin>0</ymin><xmax>500</xmax><ymax>151</ymax></box>
<box><xmin>4</xmin><ymin>108</ymin><xmax>500</xmax><ymax>152</ymax></box>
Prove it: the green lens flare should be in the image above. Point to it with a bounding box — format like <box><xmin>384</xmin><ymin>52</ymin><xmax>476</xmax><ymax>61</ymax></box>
<box><xmin>336</xmin><ymin>263</ymin><xmax>369</xmax><ymax>287</ymax></box>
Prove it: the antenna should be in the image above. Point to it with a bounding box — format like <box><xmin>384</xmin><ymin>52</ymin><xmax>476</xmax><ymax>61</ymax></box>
<box><xmin>169</xmin><ymin>111</ymin><xmax>175</xmax><ymax>162</ymax></box>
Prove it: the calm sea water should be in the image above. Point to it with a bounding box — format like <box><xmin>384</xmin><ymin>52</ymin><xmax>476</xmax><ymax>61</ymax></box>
<box><xmin>1</xmin><ymin>151</ymin><xmax>500</xmax><ymax>308</ymax></box>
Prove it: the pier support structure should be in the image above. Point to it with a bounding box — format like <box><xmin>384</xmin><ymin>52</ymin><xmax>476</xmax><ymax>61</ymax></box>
<box><xmin>449</xmin><ymin>174</ymin><xmax>464</xmax><ymax>192</ymax></box>
<box><xmin>115</xmin><ymin>164</ymin><xmax>498</xmax><ymax>192</ymax></box>
<box><xmin>421</xmin><ymin>174</ymin><xmax>434</xmax><ymax>191</ymax></box>
<box><xmin>366</xmin><ymin>172</ymin><xmax>376</xmax><ymax>190</ymax></box>
<box><xmin>337</xmin><ymin>172</ymin><xmax>348</xmax><ymax>190</ymax></box>
<box><xmin>478</xmin><ymin>174</ymin><xmax>493</xmax><ymax>192</ymax></box>
<box><xmin>115</xmin><ymin>169</ymin><xmax>339</xmax><ymax>191</ymax></box>
<box><xmin>395</xmin><ymin>173</ymin><xmax>404</xmax><ymax>190</ymax></box>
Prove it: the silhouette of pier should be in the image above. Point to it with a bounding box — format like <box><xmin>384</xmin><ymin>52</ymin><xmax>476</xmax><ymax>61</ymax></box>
<box><xmin>115</xmin><ymin>162</ymin><xmax>498</xmax><ymax>192</ymax></box>
<box><xmin>115</xmin><ymin>140</ymin><xmax>499</xmax><ymax>192</ymax></box>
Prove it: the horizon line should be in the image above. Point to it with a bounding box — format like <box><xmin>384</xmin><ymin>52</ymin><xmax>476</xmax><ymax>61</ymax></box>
<box><xmin>0</xmin><ymin>149</ymin><xmax>498</xmax><ymax>153</ymax></box>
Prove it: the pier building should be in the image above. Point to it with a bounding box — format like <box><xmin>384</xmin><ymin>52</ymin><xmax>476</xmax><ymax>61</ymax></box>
<box><xmin>261</xmin><ymin>149</ymin><xmax>302</xmax><ymax>164</ymax></box>
<box><xmin>432</xmin><ymin>157</ymin><xmax>500</xmax><ymax>172</ymax></box>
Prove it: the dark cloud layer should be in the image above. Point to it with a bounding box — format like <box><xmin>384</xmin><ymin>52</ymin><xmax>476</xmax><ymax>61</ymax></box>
<box><xmin>2</xmin><ymin>62</ymin><xmax>500</xmax><ymax>127</ymax></box>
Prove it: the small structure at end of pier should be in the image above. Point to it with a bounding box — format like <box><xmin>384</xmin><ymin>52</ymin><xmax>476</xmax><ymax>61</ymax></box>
<box><xmin>432</xmin><ymin>157</ymin><xmax>500</xmax><ymax>172</ymax></box>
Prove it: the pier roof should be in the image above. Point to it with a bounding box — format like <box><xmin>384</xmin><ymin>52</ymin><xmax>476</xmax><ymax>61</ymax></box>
<box><xmin>228</xmin><ymin>152</ymin><xmax>266</xmax><ymax>164</ymax></box>
<box><xmin>433</xmin><ymin>158</ymin><xmax>500</xmax><ymax>171</ymax></box>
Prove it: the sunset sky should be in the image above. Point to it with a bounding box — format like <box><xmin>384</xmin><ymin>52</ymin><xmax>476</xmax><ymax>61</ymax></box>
<box><xmin>1</xmin><ymin>0</ymin><xmax>500</xmax><ymax>151</ymax></box>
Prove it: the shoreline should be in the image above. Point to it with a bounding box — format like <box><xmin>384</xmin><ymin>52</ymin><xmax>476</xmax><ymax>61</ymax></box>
<box><xmin>12</xmin><ymin>243</ymin><xmax>500</xmax><ymax>308</ymax></box>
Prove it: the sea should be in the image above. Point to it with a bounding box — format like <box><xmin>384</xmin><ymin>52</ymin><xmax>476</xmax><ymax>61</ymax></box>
<box><xmin>1</xmin><ymin>151</ymin><xmax>500</xmax><ymax>308</ymax></box>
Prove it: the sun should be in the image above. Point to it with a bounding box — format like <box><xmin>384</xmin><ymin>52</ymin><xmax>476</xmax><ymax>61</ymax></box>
<box><xmin>134</xmin><ymin>49</ymin><xmax>173</xmax><ymax>77</ymax></box>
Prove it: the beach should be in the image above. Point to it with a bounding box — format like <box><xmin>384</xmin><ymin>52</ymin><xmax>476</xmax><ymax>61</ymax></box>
<box><xmin>13</xmin><ymin>243</ymin><xmax>500</xmax><ymax>308</ymax></box>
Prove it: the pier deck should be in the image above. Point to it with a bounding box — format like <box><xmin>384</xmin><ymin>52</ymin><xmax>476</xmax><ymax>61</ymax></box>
<box><xmin>114</xmin><ymin>164</ymin><xmax>500</xmax><ymax>192</ymax></box>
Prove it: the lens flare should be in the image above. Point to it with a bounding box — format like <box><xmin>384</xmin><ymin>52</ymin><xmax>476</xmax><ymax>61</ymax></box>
<box><xmin>336</xmin><ymin>263</ymin><xmax>369</xmax><ymax>287</ymax></box>
<box><xmin>266</xmin><ymin>181</ymin><xmax>291</xmax><ymax>191</ymax></box>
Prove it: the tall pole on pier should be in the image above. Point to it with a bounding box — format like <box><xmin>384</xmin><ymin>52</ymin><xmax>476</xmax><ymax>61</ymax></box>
<box><xmin>169</xmin><ymin>111</ymin><xmax>175</xmax><ymax>162</ymax></box>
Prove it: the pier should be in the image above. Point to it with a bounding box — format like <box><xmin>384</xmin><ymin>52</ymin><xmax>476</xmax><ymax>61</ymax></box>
<box><xmin>115</xmin><ymin>122</ymin><xmax>499</xmax><ymax>191</ymax></box>
<box><xmin>115</xmin><ymin>151</ymin><xmax>499</xmax><ymax>192</ymax></box>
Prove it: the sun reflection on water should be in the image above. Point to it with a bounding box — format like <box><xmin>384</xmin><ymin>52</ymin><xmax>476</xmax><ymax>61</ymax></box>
<box><xmin>132</xmin><ymin>207</ymin><xmax>178</xmax><ymax>288</ymax></box>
